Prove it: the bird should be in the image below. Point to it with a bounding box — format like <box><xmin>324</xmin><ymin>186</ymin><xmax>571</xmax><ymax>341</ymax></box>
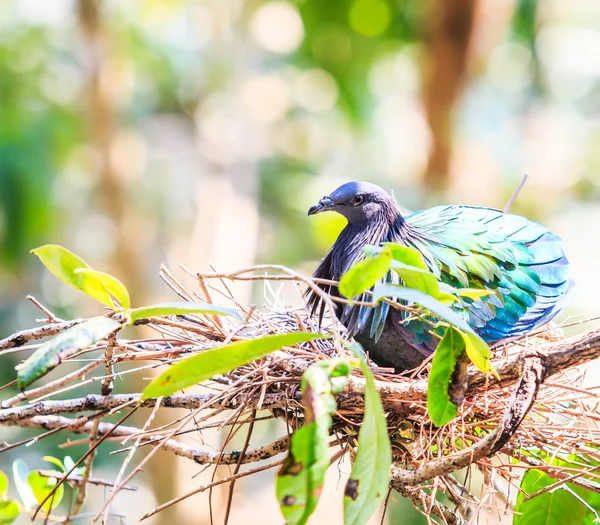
<box><xmin>306</xmin><ymin>181</ymin><xmax>570</xmax><ymax>372</ymax></box>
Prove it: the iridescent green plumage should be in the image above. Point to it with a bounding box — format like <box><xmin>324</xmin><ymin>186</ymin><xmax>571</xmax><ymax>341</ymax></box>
<box><xmin>405</xmin><ymin>205</ymin><xmax>569</xmax><ymax>345</ymax></box>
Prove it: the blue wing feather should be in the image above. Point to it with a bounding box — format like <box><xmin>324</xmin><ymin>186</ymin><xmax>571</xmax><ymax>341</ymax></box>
<box><xmin>405</xmin><ymin>205</ymin><xmax>570</xmax><ymax>344</ymax></box>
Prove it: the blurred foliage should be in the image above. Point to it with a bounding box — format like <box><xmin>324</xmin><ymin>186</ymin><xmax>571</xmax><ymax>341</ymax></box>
<box><xmin>2</xmin><ymin>0</ymin><xmax>599</xmax><ymax>300</ymax></box>
<box><xmin>293</xmin><ymin>0</ymin><xmax>426</xmax><ymax>120</ymax></box>
<box><xmin>0</xmin><ymin>27</ymin><xmax>81</xmax><ymax>271</ymax></box>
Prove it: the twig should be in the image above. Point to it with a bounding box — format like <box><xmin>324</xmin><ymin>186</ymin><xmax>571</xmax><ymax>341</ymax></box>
<box><xmin>0</xmin><ymin>392</ymin><xmax>294</xmax><ymax>423</ymax></box>
<box><xmin>0</xmin><ymin>423</ymin><xmax>67</xmax><ymax>453</ymax></box>
<box><xmin>511</xmin><ymin>451</ymin><xmax>600</xmax><ymax>496</ymax></box>
<box><xmin>65</xmin><ymin>418</ymin><xmax>100</xmax><ymax>525</ymax></box>
<box><xmin>27</xmin><ymin>295</ymin><xmax>64</xmax><ymax>323</ymax></box>
<box><xmin>380</xmin><ymin>488</ymin><xmax>393</xmax><ymax>525</ymax></box>
<box><xmin>100</xmin><ymin>332</ymin><xmax>117</xmax><ymax>396</ymax></box>
<box><xmin>32</xmin><ymin>408</ymin><xmax>138</xmax><ymax>521</ymax></box>
<box><xmin>503</xmin><ymin>174</ymin><xmax>529</xmax><ymax>213</ymax></box>
<box><xmin>442</xmin><ymin>476</ymin><xmax>476</xmax><ymax>521</ymax></box>
<box><xmin>36</xmin><ymin>470</ymin><xmax>137</xmax><ymax>491</ymax></box>
<box><xmin>0</xmin><ymin>318</ymin><xmax>86</xmax><ymax>352</ymax></box>
<box><xmin>101</xmin><ymin>398</ymin><xmax>162</xmax><ymax>524</ymax></box>
<box><xmin>159</xmin><ymin>264</ymin><xmax>196</xmax><ymax>303</ymax></box>
<box><xmin>91</xmin><ymin>390</ymin><xmax>246</xmax><ymax>521</ymax></box>
<box><xmin>67</xmin><ymin>331</ymin><xmax>121</xmax><ymax>524</ymax></box>
<box><xmin>139</xmin><ymin>445</ymin><xmax>346</xmax><ymax>522</ymax></box>
<box><xmin>55</xmin><ymin>512</ymin><xmax>126</xmax><ymax>523</ymax></box>
<box><xmin>194</xmin><ymin>270</ymin><xmax>224</xmax><ymax>332</ymax></box>
<box><xmin>223</xmin><ymin>408</ymin><xmax>257</xmax><ymax>523</ymax></box>
<box><xmin>196</xmin><ymin>265</ymin><xmax>341</xmax><ymax>338</ymax></box>
<box><xmin>2</xmin><ymin>360</ymin><xmax>104</xmax><ymax>408</ymax></box>
<box><xmin>138</xmin><ymin>459</ymin><xmax>286</xmax><ymax>522</ymax></box>
<box><xmin>2</xmin><ymin>414</ymin><xmax>290</xmax><ymax>465</ymax></box>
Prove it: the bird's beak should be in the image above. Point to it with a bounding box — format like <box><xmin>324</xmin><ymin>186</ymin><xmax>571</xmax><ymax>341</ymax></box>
<box><xmin>308</xmin><ymin>196</ymin><xmax>335</xmax><ymax>216</ymax></box>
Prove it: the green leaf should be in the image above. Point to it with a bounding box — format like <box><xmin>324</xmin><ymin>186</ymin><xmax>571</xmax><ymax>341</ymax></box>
<box><xmin>390</xmin><ymin>261</ymin><xmax>456</xmax><ymax>305</ymax></box>
<box><xmin>31</xmin><ymin>244</ymin><xmax>90</xmax><ymax>288</ymax></box>
<box><xmin>277</xmin><ymin>359</ymin><xmax>351</xmax><ymax>525</ymax></box>
<box><xmin>0</xmin><ymin>501</ymin><xmax>19</xmax><ymax>525</ymax></box>
<box><xmin>130</xmin><ymin>302</ymin><xmax>243</xmax><ymax>323</ymax></box>
<box><xmin>515</xmin><ymin>470</ymin><xmax>589</xmax><ymax>525</ymax></box>
<box><xmin>42</xmin><ymin>457</ymin><xmax>64</xmax><ymax>472</ymax></box>
<box><xmin>583</xmin><ymin>491</ymin><xmax>600</xmax><ymax>524</ymax></box>
<box><xmin>344</xmin><ymin>344</ymin><xmax>392</xmax><ymax>525</ymax></box>
<box><xmin>0</xmin><ymin>472</ymin><xmax>7</xmax><ymax>498</ymax></box>
<box><xmin>458</xmin><ymin>330</ymin><xmax>498</xmax><ymax>378</ymax></box>
<box><xmin>277</xmin><ymin>423</ymin><xmax>330</xmax><ymax>525</ymax></box>
<box><xmin>12</xmin><ymin>460</ymin><xmax>36</xmax><ymax>511</ymax></box>
<box><xmin>142</xmin><ymin>332</ymin><xmax>324</xmax><ymax>399</ymax></box>
<box><xmin>27</xmin><ymin>471</ymin><xmax>63</xmax><ymax>513</ymax></box>
<box><xmin>74</xmin><ymin>269</ymin><xmax>131</xmax><ymax>310</ymax></box>
<box><xmin>383</xmin><ymin>243</ymin><xmax>429</xmax><ymax>270</ymax></box>
<box><xmin>16</xmin><ymin>317</ymin><xmax>122</xmax><ymax>390</ymax></box>
<box><xmin>31</xmin><ymin>245</ymin><xmax>112</xmax><ymax>306</ymax></box>
<box><xmin>338</xmin><ymin>249</ymin><xmax>391</xmax><ymax>300</ymax></box>
<box><xmin>427</xmin><ymin>327</ymin><xmax>464</xmax><ymax>426</ymax></box>
<box><xmin>372</xmin><ymin>283</ymin><xmax>474</xmax><ymax>335</ymax></box>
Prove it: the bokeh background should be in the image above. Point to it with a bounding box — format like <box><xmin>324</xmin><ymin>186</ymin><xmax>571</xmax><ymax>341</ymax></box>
<box><xmin>1</xmin><ymin>0</ymin><xmax>600</xmax><ymax>523</ymax></box>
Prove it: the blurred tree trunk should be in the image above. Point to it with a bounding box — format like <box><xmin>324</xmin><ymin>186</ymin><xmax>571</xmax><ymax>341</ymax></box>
<box><xmin>422</xmin><ymin>0</ymin><xmax>478</xmax><ymax>195</ymax></box>
<box><xmin>76</xmin><ymin>2</ymin><xmax>182</xmax><ymax>523</ymax></box>
<box><xmin>76</xmin><ymin>0</ymin><xmax>145</xmax><ymax>298</ymax></box>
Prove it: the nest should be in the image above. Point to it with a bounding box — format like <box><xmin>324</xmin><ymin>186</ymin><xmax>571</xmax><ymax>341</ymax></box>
<box><xmin>1</xmin><ymin>263</ymin><xmax>600</xmax><ymax>524</ymax></box>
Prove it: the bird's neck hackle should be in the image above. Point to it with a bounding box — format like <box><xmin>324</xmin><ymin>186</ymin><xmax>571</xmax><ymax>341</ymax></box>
<box><xmin>332</xmin><ymin>201</ymin><xmax>406</xmax><ymax>276</ymax></box>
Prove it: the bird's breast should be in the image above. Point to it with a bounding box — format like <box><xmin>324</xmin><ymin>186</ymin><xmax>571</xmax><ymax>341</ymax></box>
<box><xmin>331</xmin><ymin>220</ymin><xmax>400</xmax><ymax>277</ymax></box>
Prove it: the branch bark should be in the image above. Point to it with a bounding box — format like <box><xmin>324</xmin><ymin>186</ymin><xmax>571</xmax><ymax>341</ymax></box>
<box><xmin>0</xmin><ymin>318</ymin><xmax>86</xmax><ymax>352</ymax></box>
<box><xmin>347</xmin><ymin>328</ymin><xmax>600</xmax><ymax>405</ymax></box>
<box><xmin>0</xmin><ymin>392</ymin><xmax>295</xmax><ymax>422</ymax></box>
<box><xmin>0</xmin><ymin>414</ymin><xmax>289</xmax><ymax>466</ymax></box>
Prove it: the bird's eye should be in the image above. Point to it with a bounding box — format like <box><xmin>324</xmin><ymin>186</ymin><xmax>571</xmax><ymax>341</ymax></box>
<box><xmin>352</xmin><ymin>195</ymin><xmax>365</xmax><ymax>206</ymax></box>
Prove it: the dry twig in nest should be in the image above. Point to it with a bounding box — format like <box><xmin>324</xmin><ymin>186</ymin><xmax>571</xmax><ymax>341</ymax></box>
<box><xmin>1</xmin><ymin>263</ymin><xmax>599</xmax><ymax>523</ymax></box>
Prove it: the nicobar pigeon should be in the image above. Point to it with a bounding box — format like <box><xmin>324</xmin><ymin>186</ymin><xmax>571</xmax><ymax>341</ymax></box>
<box><xmin>307</xmin><ymin>181</ymin><xmax>570</xmax><ymax>372</ymax></box>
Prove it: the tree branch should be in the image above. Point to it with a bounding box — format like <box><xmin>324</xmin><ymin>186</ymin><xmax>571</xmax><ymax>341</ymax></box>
<box><xmin>3</xmin><ymin>329</ymin><xmax>600</xmax><ymax>426</ymax></box>
<box><xmin>389</xmin><ymin>356</ymin><xmax>546</xmax><ymax>486</ymax></box>
<box><xmin>0</xmin><ymin>318</ymin><xmax>86</xmax><ymax>352</ymax></box>
<box><xmin>1</xmin><ymin>414</ymin><xmax>289</xmax><ymax>466</ymax></box>
<box><xmin>0</xmin><ymin>392</ymin><xmax>295</xmax><ymax>422</ymax></box>
<box><xmin>346</xmin><ymin>328</ymin><xmax>600</xmax><ymax>404</ymax></box>
<box><xmin>2</xmin><ymin>321</ymin><xmax>600</xmax><ymax>522</ymax></box>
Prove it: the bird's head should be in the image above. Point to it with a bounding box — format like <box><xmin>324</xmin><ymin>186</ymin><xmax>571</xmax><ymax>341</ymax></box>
<box><xmin>308</xmin><ymin>181</ymin><xmax>399</xmax><ymax>224</ymax></box>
